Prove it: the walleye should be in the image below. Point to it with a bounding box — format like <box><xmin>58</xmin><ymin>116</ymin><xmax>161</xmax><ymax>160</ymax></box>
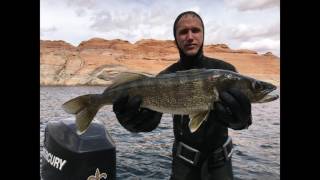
<box><xmin>62</xmin><ymin>69</ymin><xmax>279</xmax><ymax>134</ymax></box>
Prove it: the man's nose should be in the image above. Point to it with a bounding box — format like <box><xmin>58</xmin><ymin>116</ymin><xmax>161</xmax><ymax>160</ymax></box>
<box><xmin>186</xmin><ymin>30</ymin><xmax>194</xmax><ymax>41</ymax></box>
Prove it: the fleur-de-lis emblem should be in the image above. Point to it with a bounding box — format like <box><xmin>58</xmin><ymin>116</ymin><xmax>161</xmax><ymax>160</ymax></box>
<box><xmin>87</xmin><ymin>168</ymin><xmax>108</xmax><ymax>180</ymax></box>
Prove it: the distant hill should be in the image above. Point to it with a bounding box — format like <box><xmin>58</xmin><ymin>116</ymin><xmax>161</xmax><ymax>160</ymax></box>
<box><xmin>40</xmin><ymin>38</ymin><xmax>279</xmax><ymax>86</ymax></box>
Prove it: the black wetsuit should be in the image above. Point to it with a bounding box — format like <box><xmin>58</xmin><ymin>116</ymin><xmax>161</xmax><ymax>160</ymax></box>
<box><xmin>158</xmin><ymin>52</ymin><xmax>236</xmax><ymax>180</ymax></box>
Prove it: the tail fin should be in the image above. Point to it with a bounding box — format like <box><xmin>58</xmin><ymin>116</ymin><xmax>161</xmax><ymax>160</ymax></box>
<box><xmin>62</xmin><ymin>94</ymin><xmax>101</xmax><ymax>135</ymax></box>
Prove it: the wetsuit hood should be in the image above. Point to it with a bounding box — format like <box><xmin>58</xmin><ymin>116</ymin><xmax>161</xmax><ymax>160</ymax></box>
<box><xmin>173</xmin><ymin>11</ymin><xmax>205</xmax><ymax>68</ymax></box>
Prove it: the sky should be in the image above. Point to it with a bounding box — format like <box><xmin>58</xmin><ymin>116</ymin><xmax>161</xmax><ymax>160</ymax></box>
<box><xmin>40</xmin><ymin>0</ymin><xmax>280</xmax><ymax>56</ymax></box>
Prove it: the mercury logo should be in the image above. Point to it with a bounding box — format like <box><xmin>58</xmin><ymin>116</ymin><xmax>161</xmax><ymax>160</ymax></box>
<box><xmin>87</xmin><ymin>168</ymin><xmax>108</xmax><ymax>180</ymax></box>
<box><xmin>42</xmin><ymin>148</ymin><xmax>67</xmax><ymax>171</ymax></box>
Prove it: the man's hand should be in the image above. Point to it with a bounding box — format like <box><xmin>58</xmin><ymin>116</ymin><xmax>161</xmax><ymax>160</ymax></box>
<box><xmin>113</xmin><ymin>93</ymin><xmax>162</xmax><ymax>132</ymax></box>
<box><xmin>214</xmin><ymin>88</ymin><xmax>252</xmax><ymax>130</ymax></box>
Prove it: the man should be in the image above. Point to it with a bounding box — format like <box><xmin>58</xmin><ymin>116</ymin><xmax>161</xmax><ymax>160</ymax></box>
<box><xmin>113</xmin><ymin>11</ymin><xmax>252</xmax><ymax>180</ymax></box>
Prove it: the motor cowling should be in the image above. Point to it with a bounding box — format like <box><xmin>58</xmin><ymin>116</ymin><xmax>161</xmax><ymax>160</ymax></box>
<box><xmin>41</xmin><ymin>119</ymin><xmax>116</xmax><ymax>180</ymax></box>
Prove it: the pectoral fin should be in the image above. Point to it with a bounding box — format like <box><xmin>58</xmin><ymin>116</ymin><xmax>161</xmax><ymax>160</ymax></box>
<box><xmin>188</xmin><ymin>111</ymin><xmax>210</xmax><ymax>133</ymax></box>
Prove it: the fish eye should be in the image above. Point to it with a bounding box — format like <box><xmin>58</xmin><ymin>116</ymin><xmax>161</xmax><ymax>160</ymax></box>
<box><xmin>252</xmin><ymin>81</ymin><xmax>262</xmax><ymax>90</ymax></box>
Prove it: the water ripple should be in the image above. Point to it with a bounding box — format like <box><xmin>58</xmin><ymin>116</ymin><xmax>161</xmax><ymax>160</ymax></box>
<box><xmin>40</xmin><ymin>86</ymin><xmax>279</xmax><ymax>180</ymax></box>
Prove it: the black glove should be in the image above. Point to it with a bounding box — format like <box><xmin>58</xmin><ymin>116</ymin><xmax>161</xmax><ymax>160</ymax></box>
<box><xmin>112</xmin><ymin>93</ymin><xmax>162</xmax><ymax>132</ymax></box>
<box><xmin>214</xmin><ymin>88</ymin><xmax>252</xmax><ymax>130</ymax></box>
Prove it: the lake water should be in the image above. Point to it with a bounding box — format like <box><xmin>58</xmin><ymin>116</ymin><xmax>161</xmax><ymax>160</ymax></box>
<box><xmin>40</xmin><ymin>86</ymin><xmax>280</xmax><ymax>180</ymax></box>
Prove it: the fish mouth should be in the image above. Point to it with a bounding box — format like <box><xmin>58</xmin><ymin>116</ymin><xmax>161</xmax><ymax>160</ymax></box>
<box><xmin>259</xmin><ymin>93</ymin><xmax>279</xmax><ymax>103</ymax></box>
<box><xmin>257</xmin><ymin>88</ymin><xmax>279</xmax><ymax>103</ymax></box>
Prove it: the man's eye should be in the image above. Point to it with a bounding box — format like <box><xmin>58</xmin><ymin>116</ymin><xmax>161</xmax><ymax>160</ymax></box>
<box><xmin>179</xmin><ymin>29</ymin><xmax>188</xmax><ymax>35</ymax></box>
<box><xmin>192</xmin><ymin>28</ymin><xmax>200</xmax><ymax>33</ymax></box>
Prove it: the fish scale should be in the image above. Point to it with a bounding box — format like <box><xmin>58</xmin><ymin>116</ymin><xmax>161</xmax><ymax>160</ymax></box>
<box><xmin>107</xmin><ymin>73</ymin><xmax>215</xmax><ymax>114</ymax></box>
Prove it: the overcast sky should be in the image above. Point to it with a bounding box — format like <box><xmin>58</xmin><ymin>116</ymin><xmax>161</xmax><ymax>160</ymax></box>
<box><xmin>40</xmin><ymin>0</ymin><xmax>280</xmax><ymax>56</ymax></box>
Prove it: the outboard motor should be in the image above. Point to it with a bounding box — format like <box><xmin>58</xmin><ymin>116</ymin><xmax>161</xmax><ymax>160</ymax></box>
<box><xmin>41</xmin><ymin>119</ymin><xmax>116</xmax><ymax>180</ymax></box>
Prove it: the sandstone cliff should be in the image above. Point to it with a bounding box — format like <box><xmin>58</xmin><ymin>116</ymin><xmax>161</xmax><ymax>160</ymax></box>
<box><xmin>40</xmin><ymin>38</ymin><xmax>280</xmax><ymax>86</ymax></box>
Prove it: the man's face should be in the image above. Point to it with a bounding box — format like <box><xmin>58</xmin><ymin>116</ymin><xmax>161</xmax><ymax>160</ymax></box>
<box><xmin>175</xmin><ymin>14</ymin><xmax>204</xmax><ymax>56</ymax></box>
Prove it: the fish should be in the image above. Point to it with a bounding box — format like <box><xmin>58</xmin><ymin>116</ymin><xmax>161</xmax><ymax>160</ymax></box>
<box><xmin>62</xmin><ymin>68</ymin><xmax>279</xmax><ymax>135</ymax></box>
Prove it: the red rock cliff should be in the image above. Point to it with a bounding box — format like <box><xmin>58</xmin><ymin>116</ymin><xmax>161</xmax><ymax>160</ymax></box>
<box><xmin>40</xmin><ymin>38</ymin><xmax>279</xmax><ymax>86</ymax></box>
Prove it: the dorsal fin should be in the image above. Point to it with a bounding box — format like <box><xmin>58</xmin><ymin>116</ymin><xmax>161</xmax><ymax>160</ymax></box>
<box><xmin>108</xmin><ymin>71</ymin><xmax>153</xmax><ymax>89</ymax></box>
